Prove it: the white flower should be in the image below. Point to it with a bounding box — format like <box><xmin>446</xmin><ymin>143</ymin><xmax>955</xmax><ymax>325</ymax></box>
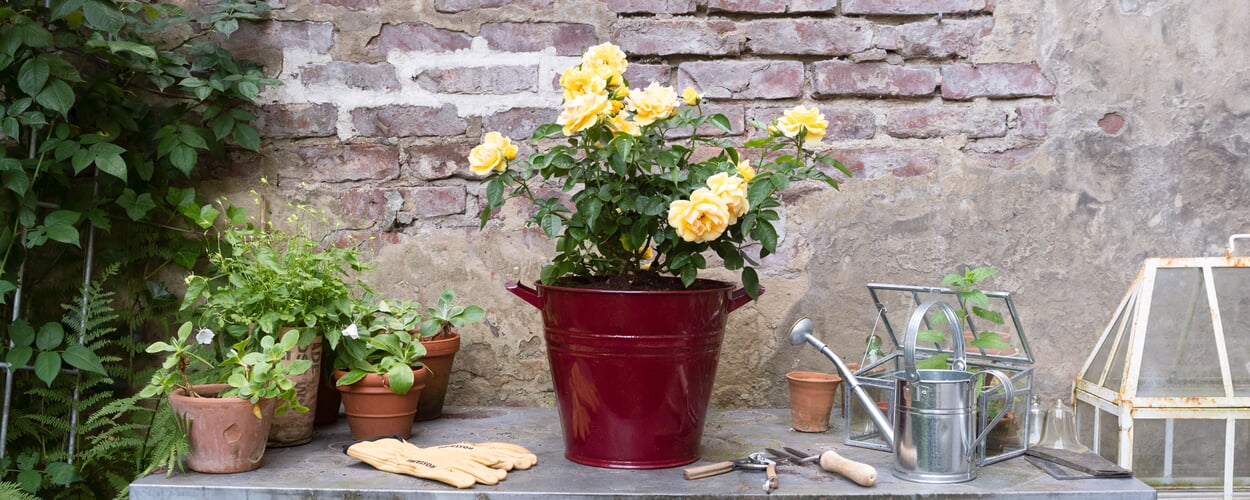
<box><xmin>342</xmin><ymin>323</ymin><xmax>359</xmax><ymax>340</ymax></box>
<box><xmin>195</xmin><ymin>328</ymin><xmax>214</xmax><ymax>345</ymax></box>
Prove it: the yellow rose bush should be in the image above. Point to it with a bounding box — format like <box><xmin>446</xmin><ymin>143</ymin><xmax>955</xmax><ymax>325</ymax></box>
<box><xmin>470</xmin><ymin>43</ymin><xmax>849</xmax><ymax>297</ymax></box>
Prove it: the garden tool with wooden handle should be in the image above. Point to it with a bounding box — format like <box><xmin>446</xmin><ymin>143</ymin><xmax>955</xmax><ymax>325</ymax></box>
<box><xmin>344</xmin><ymin>438</ymin><xmax>506</xmax><ymax>488</ymax></box>
<box><xmin>777</xmin><ymin>447</ymin><xmax>878</xmax><ymax>487</ymax></box>
<box><xmin>432</xmin><ymin>441</ymin><xmax>539</xmax><ymax>471</ymax></box>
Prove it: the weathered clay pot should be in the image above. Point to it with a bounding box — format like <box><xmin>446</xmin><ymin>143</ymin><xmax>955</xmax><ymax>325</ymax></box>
<box><xmin>334</xmin><ymin>368</ymin><xmax>429</xmax><ymax>440</ymax></box>
<box><xmin>786</xmin><ymin>371</ymin><xmax>843</xmax><ymax>433</ymax></box>
<box><xmin>169</xmin><ymin>384</ymin><xmax>276</xmax><ymax>474</ymax></box>
<box><xmin>268</xmin><ymin>333</ymin><xmax>321</xmax><ymax>447</ymax></box>
<box><xmin>415</xmin><ymin>332</ymin><xmax>460</xmax><ymax>421</ymax></box>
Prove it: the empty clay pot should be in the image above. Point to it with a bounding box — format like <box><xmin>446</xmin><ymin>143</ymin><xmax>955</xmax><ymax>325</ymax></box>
<box><xmin>786</xmin><ymin>371</ymin><xmax>843</xmax><ymax>433</ymax></box>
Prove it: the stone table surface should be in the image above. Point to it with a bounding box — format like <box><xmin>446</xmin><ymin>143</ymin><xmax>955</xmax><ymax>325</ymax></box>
<box><xmin>129</xmin><ymin>406</ymin><xmax>1157</xmax><ymax>499</ymax></box>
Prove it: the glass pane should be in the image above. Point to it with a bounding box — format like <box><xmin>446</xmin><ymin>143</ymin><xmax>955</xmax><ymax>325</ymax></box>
<box><xmin>1137</xmin><ymin>268</ymin><xmax>1223</xmax><ymax>397</ymax></box>
<box><xmin>1238</xmin><ymin>419</ymin><xmax>1250</xmax><ymax>483</ymax></box>
<box><xmin>1103</xmin><ymin>297</ymin><xmax>1135</xmax><ymax>392</ymax></box>
<box><xmin>1098</xmin><ymin>408</ymin><xmax>1118</xmax><ymax>464</ymax></box>
<box><xmin>866</xmin><ymin>285</ymin><xmax>1031</xmax><ymax>364</ymax></box>
<box><xmin>1075</xmin><ymin>400</ymin><xmax>1096</xmax><ymax>452</ymax></box>
<box><xmin>1213</xmin><ymin>267</ymin><xmax>1250</xmax><ymax>397</ymax></box>
<box><xmin>1084</xmin><ymin>294</ymin><xmax>1130</xmax><ymax>385</ymax></box>
<box><xmin>1133</xmin><ymin>419</ymin><xmax>1227</xmax><ymax>487</ymax></box>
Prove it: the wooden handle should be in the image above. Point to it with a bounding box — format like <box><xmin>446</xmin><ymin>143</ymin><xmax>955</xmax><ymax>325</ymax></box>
<box><xmin>819</xmin><ymin>450</ymin><xmax>878</xmax><ymax>487</ymax></box>
<box><xmin>683</xmin><ymin>461</ymin><xmax>735</xmax><ymax>480</ymax></box>
<box><xmin>765</xmin><ymin>462</ymin><xmax>778</xmax><ymax>491</ymax></box>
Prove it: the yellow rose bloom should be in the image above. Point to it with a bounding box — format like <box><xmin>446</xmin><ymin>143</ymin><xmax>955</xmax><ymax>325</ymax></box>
<box><xmin>607</xmin><ymin>112</ymin><xmax>641</xmax><ymax>137</ymax></box>
<box><xmin>558</xmin><ymin>91</ymin><xmax>611</xmax><ymax>136</ymax></box>
<box><xmin>736</xmin><ymin>159</ymin><xmax>755</xmax><ymax>182</ymax></box>
<box><xmin>682</xmin><ymin>86</ymin><xmax>701</xmax><ymax>106</ymax></box>
<box><xmin>626</xmin><ymin>82</ymin><xmax>679</xmax><ymax>127</ymax></box>
<box><xmin>705</xmin><ymin>172</ymin><xmax>749</xmax><ymax>223</ymax></box>
<box><xmin>468</xmin><ymin>131</ymin><xmax>516</xmax><ymax>175</ymax></box>
<box><xmin>560</xmin><ymin>65</ymin><xmax>607</xmax><ymax>102</ymax></box>
<box><xmin>582</xmin><ymin>42</ymin><xmax>628</xmax><ymax>83</ymax></box>
<box><xmin>667</xmin><ymin>188</ymin><xmax>731</xmax><ymax>243</ymax></box>
<box><xmin>775</xmin><ymin>105</ymin><xmax>828</xmax><ymax>144</ymax></box>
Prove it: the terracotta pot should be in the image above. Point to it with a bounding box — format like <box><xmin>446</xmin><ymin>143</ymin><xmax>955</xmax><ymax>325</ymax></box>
<box><xmin>415</xmin><ymin>332</ymin><xmax>460</xmax><ymax>421</ymax></box>
<box><xmin>168</xmin><ymin>384</ymin><xmax>276</xmax><ymax>474</ymax></box>
<box><xmin>314</xmin><ymin>370</ymin><xmax>342</xmax><ymax>426</ymax></box>
<box><xmin>507</xmin><ymin>278</ymin><xmax>756</xmax><ymax>469</ymax></box>
<box><xmin>786</xmin><ymin>371</ymin><xmax>843</xmax><ymax>433</ymax></box>
<box><xmin>334</xmin><ymin>368</ymin><xmax>429</xmax><ymax>440</ymax></box>
<box><xmin>268</xmin><ymin>333</ymin><xmax>322</xmax><ymax>447</ymax></box>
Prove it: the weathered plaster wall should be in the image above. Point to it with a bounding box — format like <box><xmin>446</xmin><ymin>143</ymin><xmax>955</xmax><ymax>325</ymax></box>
<box><xmin>207</xmin><ymin>0</ymin><xmax>1250</xmax><ymax>409</ymax></box>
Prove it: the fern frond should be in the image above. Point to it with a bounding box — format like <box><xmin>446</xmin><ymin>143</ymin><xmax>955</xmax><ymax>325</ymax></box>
<box><xmin>0</xmin><ymin>481</ymin><xmax>40</xmax><ymax>500</ymax></box>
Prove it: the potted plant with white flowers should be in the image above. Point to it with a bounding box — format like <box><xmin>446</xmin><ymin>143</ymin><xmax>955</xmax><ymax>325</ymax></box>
<box><xmin>468</xmin><ymin>42</ymin><xmax>849</xmax><ymax>468</ymax></box>
<box><xmin>332</xmin><ymin>298</ymin><xmax>430</xmax><ymax>439</ymax></box>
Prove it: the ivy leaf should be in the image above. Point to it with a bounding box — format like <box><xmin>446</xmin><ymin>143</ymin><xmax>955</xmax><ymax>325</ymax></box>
<box><xmin>17</xmin><ymin>469</ymin><xmax>40</xmax><ymax>494</ymax></box>
<box><xmin>2</xmin><ymin>169</ymin><xmax>29</xmax><ymax>195</ymax></box>
<box><xmin>71</xmin><ymin>148</ymin><xmax>94</xmax><ymax>173</ymax></box>
<box><xmin>17</xmin><ymin>57</ymin><xmax>49</xmax><ymax>97</ymax></box>
<box><xmin>103</xmin><ymin>40</ymin><xmax>157</xmax><ymax>60</ymax></box>
<box><xmin>232</xmin><ymin>123</ymin><xmax>260</xmax><ymax>151</ymax></box>
<box><xmin>82</xmin><ymin>0</ymin><xmax>125</xmax><ymax>33</ymax></box>
<box><xmin>45</xmin><ymin>210</ymin><xmax>80</xmax><ymax>227</ymax></box>
<box><xmin>34</xmin><ymin>351</ymin><xmax>61</xmax><ymax>386</ymax></box>
<box><xmin>116</xmin><ymin>189</ymin><xmax>156</xmax><ymax>220</ymax></box>
<box><xmin>45</xmin><ymin>461</ymin><xmax>81</xmax><ymax>486</ymax></box>
<box><xmin>44</xmin><ymin>223</ymin><xmax>80</xmax><ymax>246</ymax></box>
<box><xmin>236</xmin><ymin>80</ymin><xmax>258</xmax><ymax>100</ymax></box>
<box><xmin>93</xmin><ymin>152</ymin><xmax>126</xmax><ymax>181</ymax></box>
<box><xmin>35</xmin><ymin>79</ymin><xmax>75</xmax><ymax>117</ymax></box>
<box><xmin>6</xmin><ymin>346</ymin><xmax>32</xmax><ymax>368</ymax></box>
<box><xmin>36</xmin><ymin>322</ymin><xmax>65</xmax><ymax>350</ymax></box>
<box><xmin>10</xmin><ymin>319</ymin><xmax>35</xmax><ymax>346</ymax></box>
<box><xmin>169</xmin><ymin>144</ymin><xmax>196</xmax><ymax>175</ymax></box>
<box><xmin>62</xmin><ymin>344</ymin><xmax>107</xmax><ymax>375</ymax></box>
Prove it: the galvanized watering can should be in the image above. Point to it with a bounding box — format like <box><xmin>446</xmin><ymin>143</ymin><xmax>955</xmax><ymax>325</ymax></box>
<box><xmin>789</xmin><ymin>300</ymin><xmax>1015</xmax><ymax>483</ymax></box>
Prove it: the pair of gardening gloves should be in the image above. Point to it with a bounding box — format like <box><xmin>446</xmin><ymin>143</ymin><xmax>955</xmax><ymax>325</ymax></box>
<box><xmin>345</xmin><ymin>437</ymin><xmax>538</xmax><ymax>488</ymax></box>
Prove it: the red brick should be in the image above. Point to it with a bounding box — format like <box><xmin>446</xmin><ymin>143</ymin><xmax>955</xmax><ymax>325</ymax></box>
<box><xmin>790</xmin><ymin>0</ymin><xmax>838</xmax><ymax>11</ymax></box>
<box><xmin>812</xmin><ymin>61</ymin><xmax>937</xmax><ymax>97</ymax></box>
<box><xmin>605</xmin><ymin>0</ymin><xmax>696</xmax><ymax>14</ymax></box>
<box><xmin>416</xmin><ymin>65</ymin><xmax>538</xmax><ymax>94</ymax></box>
<box><xmin>365</xmin><ymin>23</ymin><xmax>472</xmax><ymax>56</ymax></box>
<box><xmin>310</xmin><ymin>0</ymin><xmax>376</xmax><ymax>11</ymax></box>
<box><xmin>255</xmin><ymin>103</ymin><xmax>338</xmax><ymax>139</ymax></box>
<box><xmin>843</xmin><ymin>0</ymin><xmax>988</xmax><ymax>15</ymax></box>
<box><xmin>480</xmin><ymin>23</ymin><xmax>597</xmax><ymax>56</ymax></box>
<box><xmin>624</xmin><ymin>63</ymin><xmax>672</xmax><ymax>87</ymax></box>
<box><xmin>708</xmin><ymin>0</ymin><xmax>787</xmax><ymax>13</ymax></box>
<box><xmin>352</xmin><ymin>105</ymin><xmax>467</xmax><ymax>137</ymax></box>
<box><xmin>406</xmin><ymin>142</ymin><xmax>478</xmax><ymax>181</ymax></box>
<box><xmin>1098</xmin><ymin>112</ymin><xmax>1124</xmax><ymax>135</ymax></box>
<box><xmin>886</xmin><ymin>106</ymin><xmax>1006</xmax><ymax>139</ymax></box>
<box><xmin>341</xmin><ymin>189</ymin><xmax>389</xmax><ymax>219</ymax></box>
<box><xmin>742</xmin><ymin>19</ymin><xmax>873</xmax><ymax>56</ymax></box>
<box><xmin>400</xmin><ymin>186</ymin><xmax>466</xmax><ymax>218</ymax></box>
<box><xmin>667</xmin><ymin>103</ymin><xmax>745</xmax><ymax>139</ymax></box>
<box><xmin>483</xmin><ymin>108</ymin><xmax>556</xmax><ymax>139</ymax></box>
<box><xmin>612</xmin><ymin>19</ymin><xmax>742</xmax><ymax>56</ymax></box>
<box><xmin>222</xmin><ymin>20</ymin><xmax>334</xmax><ymax>53</ymax></box>
<box><xmin>301</xmin><ymin>61</ymin><xmax>399</xmax><ymax>91</ymax></box>
<box><xmin>941</xmin><ymin>63</ymin><xmax>1056</xmax><ymax>100</ymax></box>
<box><xmin>895</xmin><ymin>18</ymin><xmax>993</xmax><ymax>58</ymax></box>
<box><xmin>677</xmin><ymin>61</ymin><xmax>802</xmax><ymax>100</ymax></box>
<box><xmin>298</xmin><ymin>143</ymin><xmax>400</xmax><ymax>182</ymax></box>
<box><xmin>748</xmin><ymin>106</ymin><xmax>875</xmax><ymax>141</ymax></box>
<box><xmin>1016</xmin><ymin>105</ymin><xmax>1053</xmax><ymax>139</ymax></box>
<box><xmin>968</xmin><ymin>146</ymin><xmax>1040</xmax><ymax>170</ymax></box>
<box><xmin>875</xmin><ymin>26</ymin><xmax>899</xmax><ymax>50</ymax></box>
<box><xmin>831</xmin><ymin>148</ymin><xmax>939</xmax><ymax>179</ymax></box>
<box><xmin>435</xmin><ymin>0</ymin><xmax>554</xmax><ymax>12</ymax></box>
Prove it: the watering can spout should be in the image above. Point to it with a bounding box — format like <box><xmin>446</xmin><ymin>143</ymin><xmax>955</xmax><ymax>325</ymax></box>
<box><xmin>788</xmin><ymin>318</ymin><xmax>895</xmax><ymax>448</ymax></box>
<box><xmin>506</xmin><ymin>281</ymin><xmax>544</xmax><ymax>309</ymax></box>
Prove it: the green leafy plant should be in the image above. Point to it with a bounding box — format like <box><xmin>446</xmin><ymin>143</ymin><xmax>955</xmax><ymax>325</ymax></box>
<box><xmin>140</xmin><ymin>322</ymin><xmax>311</xmax><ymax>416</ymax></box>
<box><xmin>472</xmin><ymin>43</ymin><xmax>847</xmax><ymax>297</ymax></box>
<box><xmin>181</xmin><ymin>197</ymin><xmax>369</xmax><ymax>349</ymax></box>
<box><xmin>420</xmin><ymin>288</ymin><xmax>485</xmax><ymax>340</ymax></box>
<box><xmin>916</xmin><ymin>266</ymin><xmax>1010</xmax><ymax>370</ymax></box>
<box><xmin>334</xmin><ymin>298</ymin><xmax>428</xmax><ymax>395</ymax></box>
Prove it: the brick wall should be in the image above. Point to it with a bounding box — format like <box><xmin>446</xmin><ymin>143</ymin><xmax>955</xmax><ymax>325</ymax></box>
<box><xmin>221</xmin><ymin>0</ymin><xmax>1065</xmax><ymax>406</ymax></box>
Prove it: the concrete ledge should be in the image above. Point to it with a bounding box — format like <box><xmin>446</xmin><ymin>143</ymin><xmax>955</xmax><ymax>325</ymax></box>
<box><xmin>130</xmin><ymin>406</ymin><xmax>1156</xmax><ymax>499</ymax></box>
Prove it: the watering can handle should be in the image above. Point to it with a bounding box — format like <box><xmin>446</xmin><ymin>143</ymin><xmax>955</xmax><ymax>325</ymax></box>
<box><xmin>970</xmin><ymin>369</ymin><xmax>1016</xmax><ymax>455</ymax></box>
<box><xmin>902</xmin><ymin>300</ymin><xmax>966</xmax><ymax>382</ymax></box>
<box><xmin>505</xmin><ymin>281</ymin><xmax>543</xmax><ymax>309</ymax></box>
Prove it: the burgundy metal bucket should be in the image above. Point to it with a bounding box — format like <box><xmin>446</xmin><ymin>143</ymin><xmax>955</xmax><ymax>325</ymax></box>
<box><xmin>507</xmin><ymin>278</ymin><xmax>757</xmax><ymax>469</ymax></box>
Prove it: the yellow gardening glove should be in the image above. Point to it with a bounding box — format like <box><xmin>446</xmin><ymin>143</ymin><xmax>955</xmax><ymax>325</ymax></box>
<box><xmin>398</xmin><ymin>441</ymin><xmax>507</xmax><ymax>485</ymax></box>
<box><xmin>345</xmin><ymin>438</ymin><xmax>477</xmax><ymax>489</ymax></box>
<box><xmin>434</xmin><ymin>441</ymin><xmax>539</xmax><ymax>471</ymax></box>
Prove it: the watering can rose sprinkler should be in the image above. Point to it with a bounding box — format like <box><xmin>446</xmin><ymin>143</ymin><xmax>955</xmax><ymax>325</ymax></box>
<box><xmin>788</xmin><ymin>300</ymin><xmax>1016</xmax><ymax>484</ymax></box>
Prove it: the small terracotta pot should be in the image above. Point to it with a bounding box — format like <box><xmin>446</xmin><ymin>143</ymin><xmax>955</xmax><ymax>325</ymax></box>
<box><xmin>334</xmin><ymin>368</ymin><xmax>429</xmax><ymax>440</ymax></box>
<box><xmin>168</xmin><ymin>384</ymin><xmax>276</xmax><ymax>474</ymax></box>
<box><xmin>786</xmin><ymin>371</ymin><xmax>843</xmax><ymax>433</ymax></box>
<box><xmin>415</xmin><ymin>332</ymin><xmax>461</xmax><ymax>421</ymax></box>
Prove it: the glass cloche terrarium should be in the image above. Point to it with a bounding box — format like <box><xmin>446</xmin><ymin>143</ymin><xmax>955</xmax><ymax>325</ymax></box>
<box><xmin>1074</xmin><ymin>235</ymin><xmax>1250</xmax><ymax>497</ymax></box>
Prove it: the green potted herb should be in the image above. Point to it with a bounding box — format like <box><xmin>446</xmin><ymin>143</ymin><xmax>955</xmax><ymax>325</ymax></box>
<box><xmin>181</xmin><ymin>199</ymin><xmax>368</xmax><ymax>445</ymax></box>
<box><xmin>332</xmin><ymin>298</ymin><xmax>429</xmax><ymax>439</ymax></box>
<box><xmin>415</xmin><ymin>288</ymin><xmax>485</xmax><ymax>421</ymax></box>
<box><xmin>140</xmin><ymin>322</ymin><xmax>311</xmax><ymax>473</ymax></box>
